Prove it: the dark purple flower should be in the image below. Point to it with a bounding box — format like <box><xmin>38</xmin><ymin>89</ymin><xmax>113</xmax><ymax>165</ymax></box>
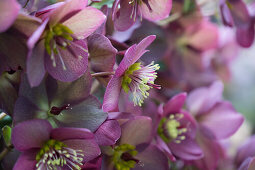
<box><xmin>155</xmin><ymin>93</ymin><xmax>203</xmax><ymax>161</ymax></box>
<box><xmin>102</xmin><ymin>116</ymin><xmax>169</xmax><ymax>170</ymax></box>
<box><xmin>103</xmin><ymin>35</ymin><xmax>161</xmax><ymax>112</ymax></box>
<box><xmin>26</xmin><ymin>0</ymin><xmax>106</xmax><ymax>87</ymax></box>
<box><xmin>13</xmin><ymin>71</ymin><xmax>107</xmax><ymax>132</ymax></box>
<box><xmin>12</xmin><ymin>119</ymin><xmax>101</xmax><ymax>169</ymax></box>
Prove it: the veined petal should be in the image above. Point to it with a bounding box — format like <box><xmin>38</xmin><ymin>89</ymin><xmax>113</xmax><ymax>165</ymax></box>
<box><xmin>49</xmin><ymin>0</ymin><xmax>88</xmax><ymax>26</ymax></box>
<box><xmin>163</xmin><ymin>93</ymin><xmax>187</xmax><ymax>117</ymax></box>
<box><xmin>12</xmin><ymin>119</ymin><xmax>52</xmax><ymax>151</ymax></box>
<box><xmin>140</xmin><ymin>0</ymin><xmax>172</xmax><ymax>21</ymax></box>
<box><xmin>51</xmin><ymin>128</ymin><xmax>94</xmax><ymax>140</ymax></box>
<box><xmin>13</xmin><ymin>150</ymin><xmax>37</xmax><ymax>170</ymax></box>
<box><xmin>63</xmin><ymin>7</ymin><xmax>106</xmax><ymax>39</ymax></box>
<box><xmin>0</xmin><ymin>0</ymin><xmax>20</xmax><ymax>32</ymax></box>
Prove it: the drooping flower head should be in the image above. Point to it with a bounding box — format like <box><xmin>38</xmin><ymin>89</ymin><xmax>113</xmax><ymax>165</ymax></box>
<box><xmin>27</xmin><ymin>0</ymin><xmax>106</xmax><ymax>86</ymax></box>
<box><xmin>12</xmin><ymin>119</ymin><xmax>101</xmax><ymax>169</ymax></box>
<box><xmin>103</xmin><ymin>35</ymin><xmax>161</xmax><ymax>112</ymax></box>
<box><xmin>112</xmin><ymin>0</ymin><xmax>172</xmax><ymax>31</ymax></box>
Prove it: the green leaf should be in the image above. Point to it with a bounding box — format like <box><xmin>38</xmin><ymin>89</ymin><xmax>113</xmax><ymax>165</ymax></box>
<box><xmin>2</xmin><ymin>125</ymin><xmax>12</xmax><ymax>146</ymax></box>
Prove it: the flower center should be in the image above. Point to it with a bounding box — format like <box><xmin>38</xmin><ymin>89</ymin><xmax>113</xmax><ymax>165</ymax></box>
<box><xmin>44</xmin><ymin>24</ymin><xmax>88</xmax><ymax>70</ymax></box>
<box><xmin>157</xmin><ymin>114</ymin><xmax>187</xmax><ymax>144</ymax></box>
<box><xmin>112</xmin><ymin>144</ymin><xmax>141</xmax><ymax>170</ymax></box>
<box><xmin>49</xmin><ymin>104</ymin><xmax>71</xmax><ymax>115</ymax></box>
<box><xmin>121</xmin><ymin>61</ymin><xmax>161</xmax><ymax>106</ymax></box>
<box><xmin>35</xmin><ymin>139</ymin><xmax>84</xmax><ymax>170</ymax></box>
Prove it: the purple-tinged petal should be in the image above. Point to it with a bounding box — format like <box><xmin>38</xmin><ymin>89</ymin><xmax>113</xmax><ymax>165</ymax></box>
<box><xmin>0</xmin><ymin>0</ymin><xmax>20</xmax><ymax>33</ymax></box>
<box><xmin>107</xmin><ymin>112</ymin><xmax>135</xmax><ymax>120</ymax></box>
<box><xmin>238</xmin><ymin>157</ymin><xmax>255</xmax><ymax>170</ymax></box>
<box><xmin>51</xmin><ymin>69</ymin><xmax>92</xmax><ymax>104</ymax></box>
<box><xmin>236</xmin><ymin>23</ymin><xmax>255</xmax><ymax>48</ymax></box>
<box><xmin>94</xmin><ymin>120</ymin><xmax>121</xmax><ymax>146</ymax></box>
<box><xmin>35</xmin><ymin>2</ymin><xmax>65</xmax><ymax>21</ymax></box>
<box><xmin>13</xmin><ymin>150</ymin><xmax>37</xmax><ymax>170</ymax></box>
<box><xmin>120</xmin><ymin>116</ymin><xmax>152</xmax><ymax>146</ymax></box>
<box><xmin>88</xmin><ymin>34</ymin><xmax>116</xmax><ymax>73</ymax></box>
<box><xmin>134</xmin><ymin>144</ymin><xmax>168</xmax><ymax>170</ymax></box>
<box><xmin>199</xmin><ymin>102</ymin><xmax>244</xmax><ymax>139</ymax></box>
<box><xmin>102</xmin><ymin>75</ymin><xmax>122</xmax><ymax>112</ymax></box>
<box><xmin>27</xmin><ymin>40</ymin><xmax>46</xmax><ymax>87</ymax></box>
<box><xmin>49</xmin><ymin>0</ymin><xmax>87</xmax><ymax>26</ymax></box>
<box><xmin>156</xmin><ymin>136</ymin><xmax>176</xmax><ymax>161</ymax></box>
<box><xmin>63</xmin><ymin>7</ymin><xmax>106</xmax><ymax>39</ymax></box>
<box><xmin>113</xmin><ymin>0</ymin><xmax>134</xmax><ymax>31</ymax></box>
<box><xmin>220</xmin><ymin>3</ymin><xmax>234</xmax><ymax>27</ymax></box>
<box><xmin>236</xmin><ymin>136</ymin><xmax>255</xmax><ymax>165</ymax></box>
<box><xmin>163</xmin><ymin>93</ymin><xmax>186</xmax><ymax>117</ymax></box>
<box><xmin>168</xmin><ymin>136</ymin><xmax>203</xmax><ymax>160</ymax></box>
<box><xmin>12</xmin><ymin>119</ymin><xmax>52</xmax><ymax>151</ymax></box>
<box><xmin>63</xmin><ymin>139</ymin><xmax>101</xmax><ymax>163</ymax></box>
<box><xmin>45</xmin><ymin>39</ymin><xmax>88</xmax><ymax>82</ymax></box>
<box><xmin>81</xmin><ymin>156</ymin><xmax>102</xmax><ymax>170</ymax></box>
<box><xmin>53</xmin><ymin>95</ymin><xmax>107</xmax><ymax>132</ymax></box>
<box><xmin>140</xmin><ymin>0</ymin><xmax>172</xmax><ymax>21</ymax></box>
<box><xmin>229</xmin><ymin>0</ymin><xmax>250</xmax><ymax>28</ymax></box>
<box><xmin>27</xmin><ymin>18</ymin><xmax>48</xmax><ymax>50</ymax></box>
<box><xmin>187</xmin><ymin>81</ymin><xmax>223</xmax><ymax>115</ymax></box>
<box><xmin>51</xmin><ymin>128</ymin><xmax>94</xmax><ymax>141</ymax></box>
<box><xmin>115</xmin><ymin>35</ymin><xmax>156</xmax><ymax>77</ymax></box>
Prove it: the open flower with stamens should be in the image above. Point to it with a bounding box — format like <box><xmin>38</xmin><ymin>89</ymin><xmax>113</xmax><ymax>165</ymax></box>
<box><xmin>155</xmin><ymin>93</ymin><xmax>203</xmax><ymax>161</ymax></box>
<box><xmin>103</xmin><ymin>35</ymin><xmax>161</xmax><ymax>112</ymax></box>
<box><xmin>12</xmin><ymin>119</ymin><xmax>101</xmax><ymax>170</ymax></box>
<box><xmin>112</xmin><ymin>0</ymin><xmax>172</xmax><ymax>31</ymax></box>
<box><xmin>26</xmin><ymin>0</ymin><xmax>106</xmax><ymax>87</ymax></box>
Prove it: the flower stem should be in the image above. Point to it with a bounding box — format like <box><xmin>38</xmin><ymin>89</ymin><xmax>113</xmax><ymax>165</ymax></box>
<box><xmin>91</xmin><ymin>72</ymin><xmax>115</xmax><ymax>77</ymax></box>
<box><xmin>0</xmin><ymin>112</ymin><xmax>7</xmax><ymax>121</ymax></box>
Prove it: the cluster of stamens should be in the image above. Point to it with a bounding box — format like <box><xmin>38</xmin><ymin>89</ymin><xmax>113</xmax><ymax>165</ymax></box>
<box><xmin>157</xmin><ymin>114</ymin><xmax>188</xmax><ymax>144</ymax></box>
<box><xmin>44</xmin><ymin>24</ymin><xmax>88</xmax><ymax>70</ymax></box>
<box><xmin>112</xmin><ymin>144</ymin><xmax>143</xmax><ymax>170</ymax></box>
<box><xmin>35</xmin><ymin>139</ymin><xmax>84</xmax><ymax>170</ymax></box>
<box><xmin>121</xmin><ymin>61</ymin><xmax>161</xmax><ymax>106</ymax></box>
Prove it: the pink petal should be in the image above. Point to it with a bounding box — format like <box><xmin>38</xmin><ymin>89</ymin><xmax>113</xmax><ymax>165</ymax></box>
<box><xmin>163</xmin><ymin>92</ymin><xmax>186</xmax><ymax>116</ymax></box>
<box><xmin>0</xmin><ymin>0</ymin><xmax>20</xmax><ymax>32</ymax></box>
<box><xmin>63</xmin><ymin>7</ymin><xmax>106</xmax><ymax>39</ymax></box>
<box><xmin>140</xmin><ymin>0</ymin><xmax>172</xmax><ymax>21</ymax></box>
<box><xmin>50</xmin><ymin>128</ymin><xmax>94</xmax><ymax>141</ymax></box>
<box><xmin>12</xmin><ymin>119</ymin><xmax>52</xmax><ymax>151</ymax></box>
<box><xmin>13</xmin><ymin>150</ymin><xmax>37</xmax><ymax>170</ymax></box>
<box><xmin>102</xmin><ymin>75</ymin><xmax>122</xmax><ymax>112</ymax></box>
<box><xmin>49</xmin><ymin>0</ymin><xmax>88</xmax><ymax>26</ymax></box>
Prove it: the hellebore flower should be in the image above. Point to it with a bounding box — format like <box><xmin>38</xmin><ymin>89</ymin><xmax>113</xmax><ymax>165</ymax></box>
<box><xmin>0</xmin><ymin>0</ymin><xmax>20</xmax><ymax>33</ymax></box>
<box><xmin>112</xmin><ymin>0</ymin><xmax>172</xmax><ymax>31</ymax></box>
<box><xmin>27</xmin><ymin>0</ymin><xmax>106</xmax><ymax>87</ymax></box>
<box><xmin>220</xmin><ymin>0</ymin><xmax>254</xmax><ymax>47</ymax></box>
<box><xmin>13</xmin><ymin>71</ymin><xmax>107</xmax><ymax>132</ymax></box>
<box><xmin>102</xmin><ymin>116</ymin><xmax>169</xmax><ymax>170</ymax></box>
<box><xmin>12</xmin><ymin>119</ymin><xmax>101</xmax><ymax>169</ymax></box>
<box><xmin>155</xmin><ymin>93</ymin><xmax>203</xmax><ymax>161</ymax></box>
<box><xmin>103</xmin><ymin>35</ymin><xmax>161</xmax><ymax>112</ymax></box>
<box><xmin>186</xmin><ymin>81</ymin><xmax>244</xmax><ymax>169</ymax></box>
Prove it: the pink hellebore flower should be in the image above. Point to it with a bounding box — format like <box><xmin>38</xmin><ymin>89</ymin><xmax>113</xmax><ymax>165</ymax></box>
<box><xmin>156</xmin><ymin>93</ymin><xmax>203</xmax><ymax>161</ymax></box>
<box><xmin>103</xmin><ymin>35</ymin><xmax>161</xmax><ymax>112</ymax></box>
<box><xmin>12</xmin><ymin>119</ymin><xmax>101</xmax><ymax>169</ymax></box>
<box><xmin>112</xmin><ymin>0</ymin><xmax>172</xmax><ymax>31</ymax></box>
<box><xmin>27</xmin><ymin>0</ymin><xmax>106</xmax><ymax>87</ymax></box>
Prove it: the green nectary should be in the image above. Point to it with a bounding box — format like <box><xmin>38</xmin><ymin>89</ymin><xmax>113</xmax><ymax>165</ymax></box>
<box><xmin>112</xmin><ymin>144</ymin><xmax>139</xmax><ymax>170</ymax></box>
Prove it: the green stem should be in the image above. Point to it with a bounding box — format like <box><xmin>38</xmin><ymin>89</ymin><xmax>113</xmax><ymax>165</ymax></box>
<box><xmin>0</xmin><ymin>145</ymin><xmax>12</xmax><ymax>161</ymax></box>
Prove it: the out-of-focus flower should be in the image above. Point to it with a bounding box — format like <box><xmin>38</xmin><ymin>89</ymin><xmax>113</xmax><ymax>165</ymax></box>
<box><xmin>155</xmin><ymin>93</ymin><xmax>203</xmax><ymax>161</ymax></box>
<box><xmin>187</xmin><ymin>81</ymin><xmax>244</xmax><ymax>169</ymax></box>
<box><xmin>102</xmin><ymin>116</ymin><xmax>169</xmax><ymax>170</ymax></box>
<box><xmin>112</xmin><ymin>0</ymin><xmax>172</xmax><ymax>31</ymax></box>
<box><xmin>13</xmin><ymin>71</ymin><xmax>107</xmax><ymax>132</ymax></box>
<box><xmin>12</xmin><ymin>119</ymin><xmax>101</xmax><ymax>169</ymax></box>
<box><xmin>238</xmin><ymin>157</ymin><xmax>255</xmax><ymax>170</ymax></box>
<box><xmin>0</xmin><ymin>0</ymin><xmax>20</xmax><ymax>33</ymax></box>
<box><xmin>26</xmin><ymin>0</ymin><xmax>106</xmax><ymax>86</ymax></box>
<box><xmin>220</xmin><ymin>0</ymin><xmax>254</xmax><ymax>47</ymax></box>
<box><xmin>103</xmin><ymin>35</ymin><xmax>161</xmax><ymax>112</ymax></box>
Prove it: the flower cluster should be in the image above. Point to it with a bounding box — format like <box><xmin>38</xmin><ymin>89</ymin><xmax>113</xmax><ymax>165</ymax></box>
<box><xmin>0</xmin><ymin>0</ymin><xmax>254</xmax><ymax>170</ymax></box>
